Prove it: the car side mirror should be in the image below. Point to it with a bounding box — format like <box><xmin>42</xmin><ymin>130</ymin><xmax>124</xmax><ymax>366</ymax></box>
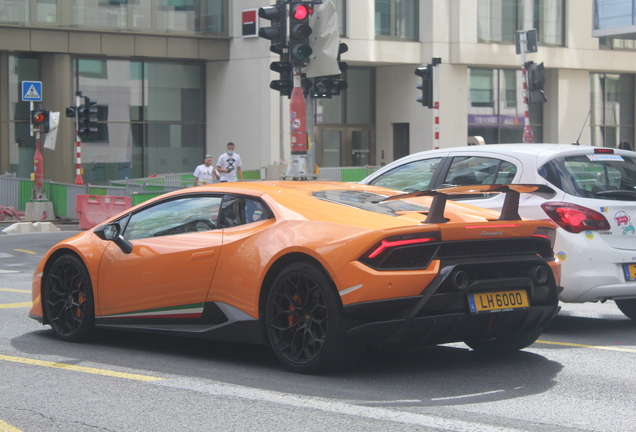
<box><xmin>94</xmin><ymin>223</ymin><xmax>133</xmax><ymax>254</ymax></box>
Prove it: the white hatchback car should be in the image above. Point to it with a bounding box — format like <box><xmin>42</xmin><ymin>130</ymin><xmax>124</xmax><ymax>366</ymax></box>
<box><xmin>361</xmin><ymin>144</ymin><xmax>636</xmax><ymax>319</ymax></box>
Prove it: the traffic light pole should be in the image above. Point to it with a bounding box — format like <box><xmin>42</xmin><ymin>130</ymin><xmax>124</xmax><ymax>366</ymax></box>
<box><xmin>432</xmin><ymin>58</ymin><xmax>441</xmax><ymax>150</ymax></box>
<box><xmin>27</xmin><ymin>101</ymin><xmax>55</xmax><ymax>220</ymax></box>
<box><xmin>285</xmin><ymin>66</ymin><xmax>314</xmax><ymax>179</ymax></box>
<box><xmin>520</xmin><ymin>32</ymin><xmax>534</xmax><ymax>143</ymax></box>
<box><xmin>74</xmin><ymin>92</ymin><xmax>84</xmax><ymax>185</ymax></box>
<box><xmin>29</xmin><ymin>101</ymin><xmax>46</xmax><ymax>200</ymax></box>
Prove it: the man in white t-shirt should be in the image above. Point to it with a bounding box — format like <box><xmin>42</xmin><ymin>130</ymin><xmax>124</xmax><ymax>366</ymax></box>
<box><xmin>193</xmin><ymin>155</ymin><xmax>219</xmax><ymax>186</ymax></box>
<box><xmin>216</xmin><ymin>142</ymin><xmax>244</xmax><ymax>182</ymax></box>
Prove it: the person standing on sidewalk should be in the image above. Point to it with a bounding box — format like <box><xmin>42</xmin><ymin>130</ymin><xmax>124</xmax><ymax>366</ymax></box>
<box><xmin>217</xmin><ymin>142</ymin><xmax>244</xmax><ymax>182</ymax></box>
<box><xmin>193</xmin><ymin>154</ymin><xmax>219</xmax><ymax>186</ymax></box>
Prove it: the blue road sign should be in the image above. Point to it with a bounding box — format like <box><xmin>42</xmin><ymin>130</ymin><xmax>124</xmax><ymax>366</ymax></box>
<box><xmin>22</xmin><ymin>81</ymin><xmax>43</xmax><ymax>102</ymax></box>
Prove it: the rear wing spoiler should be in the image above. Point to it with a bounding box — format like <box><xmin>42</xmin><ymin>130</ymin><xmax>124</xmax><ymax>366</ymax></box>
<box><xmin>374</xmin><ymin>184</ymin><xmax>556</xmax><ymax>224</ymax></box>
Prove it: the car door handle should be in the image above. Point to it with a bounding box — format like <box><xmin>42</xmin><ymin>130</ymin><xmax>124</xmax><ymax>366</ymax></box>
<box><xmin>191</xmin><ymin>250</ymin><xmax>216</xmax><ymax>261</ymax></box>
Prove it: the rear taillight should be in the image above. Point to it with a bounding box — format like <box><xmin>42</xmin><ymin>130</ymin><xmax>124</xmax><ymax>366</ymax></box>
<box><xmin>364</xmin><ymin>232</ymin><xmax>441</xmax><ymax>259</ymax></box>
<box><xmin>540</xmin><ymin>202</ymin><xmax>610</xmax><ymax>234</ymax></box>
<box><xmin>532</xmin><ymin>227</ymin><xmax>556</xmax><ymax>248</ymax></box>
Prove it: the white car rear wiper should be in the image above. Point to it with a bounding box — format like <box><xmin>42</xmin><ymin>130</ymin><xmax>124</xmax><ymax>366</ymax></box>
<box><xmin>594</xmin><ymin>190</ymin><xmax>636</xmax><ymax>199</ymax></box>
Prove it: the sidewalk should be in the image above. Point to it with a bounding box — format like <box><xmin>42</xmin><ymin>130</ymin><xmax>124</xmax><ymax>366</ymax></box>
<box><xmin>0</xmin><ymin>219</ymin><xmax>81</xmax><ymax>234</ymax></box>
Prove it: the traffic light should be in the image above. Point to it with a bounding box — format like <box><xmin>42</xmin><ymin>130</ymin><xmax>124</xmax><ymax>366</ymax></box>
<box><xmin>78</xmin><ymin>96</ymin><xmax>98</xmax><ymax>138</ymax></box>
<box><xmin>311</xmin><ymin>77</ymin><xmax>348</xmax><ymax>99</ymax></box>
<box><xmin>65</xmin><ymin>106</ymin><xmax>76</xmax><ymax>118</ymax></box>
<box><xmin>310</xmin><ymin>43</ymin><xmax>348</xmax><ymax>99</ymax></box>
<box><xmin>270</xmin><ymin>57</ymin><xmax>292</xmax><ymax>96</ymax></box>
<box><xmin>337</xmin><ymin>42</ymin><xmax>348</xmax><ymax>75</ymax></box>
<box><xmin>525</xmin><ymin>61</ymin><xmax>547</xmax><ymax>104</ymax></box>
<box><xmin>258</xmin><ymin>1</ymin><xmax>286</xmax><ymax>49</ymax></box>
<box><xmin>289</xmin><ymin>2</ymin><xmax>313</xmax><ymax>66</ymax></box>
<box><xmin>415</xmin><ymin>65</ymin><xmax>434</xmax><ymax>108</ymax></box>
<box><xmin>31</xmin><ymin>107</ymin><xmax>50</xmax><ymax>133</ymax></box>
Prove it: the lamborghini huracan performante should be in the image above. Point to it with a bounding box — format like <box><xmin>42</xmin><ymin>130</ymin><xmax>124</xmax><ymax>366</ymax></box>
<box><xmin>30</xmin><ymin>181</ymin><xmax>561</xmax><ymax>374</ymax></box>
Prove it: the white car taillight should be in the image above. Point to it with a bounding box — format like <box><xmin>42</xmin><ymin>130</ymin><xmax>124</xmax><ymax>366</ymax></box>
<box><xmin>540</xmin><ymin>202</ymin><xmax>611</xmax><ymax>234</ymax></box>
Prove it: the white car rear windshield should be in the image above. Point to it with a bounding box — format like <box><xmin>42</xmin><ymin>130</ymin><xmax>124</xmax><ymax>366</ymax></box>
<box><xmin>539</xmin><ymin>153</ymin><xmax>636</xmax><ymax>200</ymax></box>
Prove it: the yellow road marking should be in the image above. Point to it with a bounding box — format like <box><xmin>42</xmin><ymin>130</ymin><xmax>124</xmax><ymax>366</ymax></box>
<box><xmin>0</xmin><ymin>288</ymin><xmax>30</xmax><ymax>293</ymax></box>
<box><xmin>0</xmin><ymin>354</ymin><xmax>163</xmax><ymax>382</ymax></box>
<box><xmin>0</xmin><ymin>419</ymin><xmax>22</xmax><ymax>432</ymax></box>
<box><xmin>536</xmin><ymin>339</ymin><xmax>636</xmax><ymax>353</ymax></box>
<box><xmin>0</xmin><ymin>302</ymin><xmax>32</xmax><ymax>309</ymax></box>
<box><xmin>12</xmin><ymin>249</ymin><xmax>36</xmax><ymax>255</ymax></box>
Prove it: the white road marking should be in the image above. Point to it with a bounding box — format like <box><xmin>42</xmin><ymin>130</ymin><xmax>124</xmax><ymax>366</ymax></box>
<box><xmin>156</xmin><ymin>378</ymin><xmax>527</xmax><ymax>432</ymax></box>
<box><xmin>0</xmin><ymin>253</ymin><xmax>14</xmax><ymax>259</ymax></box>
<box><xmin>431</xmin><ymin>390</ymin><xmax>506</xmax><ymax>401</ymax></box>
<box><xmin>0</xmin><ymin>270</ymin><xmax>19</xmax><ymax>274</ymax></box>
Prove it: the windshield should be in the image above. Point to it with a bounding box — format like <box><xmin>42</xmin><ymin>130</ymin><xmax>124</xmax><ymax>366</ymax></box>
<box><xmin>539</xmin><ymin>153</ymin><xmax>636</xmax><ymax>200</ymax></box>
<box><xmin>312</xmin><ymin>190</ymin><xmax>429</xmax><ymax>216</ymax></box>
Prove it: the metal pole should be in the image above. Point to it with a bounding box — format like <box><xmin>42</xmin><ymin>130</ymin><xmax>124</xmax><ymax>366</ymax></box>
<box><xmin>306</xmin><ymin>91</ymin><xmax>316</xmax><ymax>175</ymax></box>
<box><xmin>432</xmin><ymin>58</ymin><xmax>442</xmax><ymax>150</ymax></box>
<box><xmin>280</xmin><ymin>94</ymin><xmax>285</xmax><ymax>161</ymax></box>
<box><xmin>521</xmin><ymin>32</ymin><xmax>534</xmax><ymax>143</ymax></box>
<box><xmin>74</xmin><ymin>91</ymin><xmax>84</xmax><ymax>185</ymax></box>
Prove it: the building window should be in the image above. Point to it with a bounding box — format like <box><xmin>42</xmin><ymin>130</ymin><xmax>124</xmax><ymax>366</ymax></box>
<box><xmin>468</xmin><ymin>68</ymin><xmax>543</xmax><ymax>144</ymax></box>
<box><xmin>0</xmin><ymin>0</ymin><xmax>229</xmax><ymax>36</ymax></box>
<box><xmin>594</xmin><ymin>0</ymin><xmax>636</xmax><ymax>30</ymax></box>
<box><xmin>314</xmin><ymin>68</ymin><xmax>376</xmax><ymax>168</ymax></box>
<box><xmin>375</xmin><ymin>0</ymin><xmax>418</xmax><ymax>40</ymax></box>
<box><xmin>315</xmin><ymin>68</ymin><xmax>375</xmax><ymax>125</ymax></box>
<box><xmin>75</xmin><ymin>59</ymin><xmax>205</xmax><ymax>182</ymax></box>
<box><xmin>590</xmin><ymin>73</ymin><xmax>635</xmax><ymax>148</ymax></box>
<box><xmin>599</xmin><ymin>37</ymin><xmax>636</xmax><ymax>50</ymax></box>
<box><xmin>331</xmin><ymin>0</ymin><xmax>346</xmax><ymax>36</ymax></box>
<box><xmin>478</xmin><ymin>0</ymin><xmax>564</xmax><ymax>46</ymax></box>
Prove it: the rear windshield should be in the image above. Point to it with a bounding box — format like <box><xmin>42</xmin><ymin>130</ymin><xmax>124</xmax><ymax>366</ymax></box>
<box><xmin>539</xmin><ymin>153</ymin><xmax>636</xmax><ymax>200</ymax></box>
<box><xmin>312</xmin><ymin>190</ymin><xmax>429</xmax><ymax>216</ymax></box>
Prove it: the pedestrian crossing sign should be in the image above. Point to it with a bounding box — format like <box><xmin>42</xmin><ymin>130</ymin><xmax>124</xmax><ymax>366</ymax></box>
<box><xmin>22</xmin><ymin>81</ymin><xmax>43</xmax><ymax>101</ymax></box>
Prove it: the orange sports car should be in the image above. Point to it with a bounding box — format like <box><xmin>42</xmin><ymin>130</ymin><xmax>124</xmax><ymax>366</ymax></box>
<box><xmin>30</xmin><ymin>181</ymin><xmax>561</xmax><ymax>374</ymax></box>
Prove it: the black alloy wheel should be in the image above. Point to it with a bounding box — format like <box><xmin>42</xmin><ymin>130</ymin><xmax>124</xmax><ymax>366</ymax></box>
<box><xmin>43</xmin><ymin>254</ymin><xmax>95</xmax><ymax>342</ymax></box>
<box><xmin>615</xmin><ymin>299</ymin><xmax>636</xmax><ymax>320</ymax></box>
<box><xmin>265</xmin><ymin>262</ymin><xmax>363</xmax><ymax>374</ymax></box>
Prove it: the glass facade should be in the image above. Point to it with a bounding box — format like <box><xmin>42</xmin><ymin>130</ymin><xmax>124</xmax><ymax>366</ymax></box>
<box><xmin>375</xmin><ymin>0</ymin><xmax>418</xmax><ymax>39</ymax></box>
<box><xmin>75</xmin><ymin>59</ymin><xmax>205</xmax><ymax>181</ymax></box>
<box><xmin>478</xmin><ymin>0</ymin><xmax>564</xmax><ymax>46</ymax></box>
<box><xmin>315</xmin><ymin>68</ymin><xmax>375</xmax><ymax>125</ymax></box>
<box><xmin>314</xmin><ymin>68</ymin><xmax>376</xmax><ymax>167</ymax></box>
<box><xmin>0</xmin><ymin>0</ymin><xmax>228</xmax><ymax>36</ymax></box>
<box><xmin>590</xmin><ymin>73</ymin><xmax>635</xmax><ymax>148</ymax></box>
<box><xmin>468</xmin><ymin>68</ymin><xmax>543</xmax><ymax>144</ymax></box>
<box><xmin>594</xmin><ymin>0</ymin><xmax>636</xmax><ymax>30</ymax></box>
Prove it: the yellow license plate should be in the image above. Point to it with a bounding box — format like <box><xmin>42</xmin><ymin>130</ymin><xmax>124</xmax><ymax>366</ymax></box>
<box><xmin>468</xmin><ymin>290</ymin><xmax>529</xmax><ymax>314</ymax></box>
<box><xmin>624</xmin><ymin>264</ymin><xmax>636</xmax><ymax>281</ymax></box>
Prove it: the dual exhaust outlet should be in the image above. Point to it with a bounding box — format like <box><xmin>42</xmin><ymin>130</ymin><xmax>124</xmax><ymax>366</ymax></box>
<box><xmin>450</xmin><ymin>265</ymin><xmax>549</xmax><ymax>291</ymax></box>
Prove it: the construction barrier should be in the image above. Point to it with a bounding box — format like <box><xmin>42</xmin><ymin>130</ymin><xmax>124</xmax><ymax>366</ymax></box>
<box><xmin>76</xmin><ymin>195</ymin><xmax>132</xmax><ymax>230</ymax></box>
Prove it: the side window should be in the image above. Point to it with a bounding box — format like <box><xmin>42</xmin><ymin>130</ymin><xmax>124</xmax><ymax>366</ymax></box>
<box><xmin>369</xmin><ymin>157</ymin><xmax>442</xmax><ymax>191</ymax></box>
<box><xmin>444</xmin><ymin>156</ymin><xmax>517</xmax><ymax>185</ymax></box>
<box><xmin>493</xmin><ymin>161</ymin><xmax>517</xmax><ymax>184</ymax></box>
<box><xmin>123</xmin><ymin>196</ymin><xmax>223</xmax><ymax>240</ymax></box>
<box><xmin>218</xmin><ymin>196</ymin><xmax>273</xmax><ymax>228</ymax></box>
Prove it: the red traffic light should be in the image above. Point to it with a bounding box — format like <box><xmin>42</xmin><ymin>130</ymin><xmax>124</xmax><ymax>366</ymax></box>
<box><xmin>292</xmin><ymin>4</ymin><xmax>312</xmax><ymax>20</ymax></box>
<box><xmin>32</xmin><ymin>111</ymin><xmax>47</xmax><ymax>124</ymax></box>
